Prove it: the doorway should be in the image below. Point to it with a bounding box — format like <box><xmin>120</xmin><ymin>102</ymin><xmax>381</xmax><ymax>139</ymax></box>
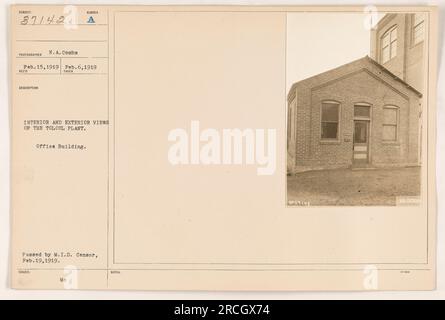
<box><xmin>353</xmin><ymin>120</ymin><xmax>369</xmax><ymax>164</ymax></box>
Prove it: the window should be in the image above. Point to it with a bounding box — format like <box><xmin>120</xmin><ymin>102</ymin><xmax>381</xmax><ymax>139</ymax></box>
<box><xmin>321</xmin><ymin>101</ymin><xmax>339</xmax><ymax>140</ymax></box>
<box><xmin>383</xmin><ymin>106</ymin><xmax>398</xmax><ymax>141</ymax></box>
<box><xmin>381</xmin><ymin>26</ymin><xmax>397</xmax><ymax>63</ymax></box>
<box><xmin>413</xmin><ymin>13</ymin><xmax>425</xmax><ymax>45</ymax></box>
<box><xmin>354</xmin><ymin>105</ymin><xmax>371</xmax><ymax>118</ymax></box>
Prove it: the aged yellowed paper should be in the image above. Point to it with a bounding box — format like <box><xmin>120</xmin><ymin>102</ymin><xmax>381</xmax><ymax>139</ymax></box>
<box><xmin>10</xmin><ymin>5</ymin><xmax>437</xmax><ymax>290</ymax></box>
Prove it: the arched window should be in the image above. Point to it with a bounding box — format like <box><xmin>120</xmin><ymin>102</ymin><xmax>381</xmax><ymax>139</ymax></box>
<box><xmin>381</xmin><ymin>26</ymin><xmax>397</xmax><ymax>63</ymax></box>
<box><xmin>321</xmin><ymin>101</ymin><xmax>340</xmax><ymax>140</ymax></box>
<box><xmin>382</xmin><ymin>106</ymin><xmax>399</xmax><ymax>141</ymax></box>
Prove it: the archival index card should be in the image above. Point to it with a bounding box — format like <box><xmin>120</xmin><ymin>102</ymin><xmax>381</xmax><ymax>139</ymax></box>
<box><xmin>10</xmin><ymin>5</ymin><xmax>438</xmax><ymax>291</ymax></box>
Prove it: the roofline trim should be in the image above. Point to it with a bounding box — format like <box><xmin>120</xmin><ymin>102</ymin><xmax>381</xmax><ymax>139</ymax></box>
<box><xmin>287</xmin><ymin>56</ymin><xmax>422</xmax><ymax>103</ymax></box>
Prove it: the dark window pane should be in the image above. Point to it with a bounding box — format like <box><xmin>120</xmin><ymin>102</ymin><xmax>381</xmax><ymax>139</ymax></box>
<box><xmin>321</xmin><ymin>103</ymin><xmax>339</xmax><ymax>122</ymax></box>
<box><xmin>321</xmin><ymin>122</ymin><xmax>338</xmax><ymax>139</ymax></box>
<box><xmin>354</xmin><ymin>122</ymin><xmax>367</xmax><ymax>143</ymax></box>
<box><xmin>354</xmin><ymin>105</ymin><xmax>370</xmax><ymax>117</ymax></box>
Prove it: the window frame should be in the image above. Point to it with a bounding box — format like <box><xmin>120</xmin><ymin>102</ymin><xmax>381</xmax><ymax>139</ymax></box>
<box><xmin>320</xmin><ymin>100</ymin><xmax>341</xmax><ymax>142</ymax></box>
<box><xmin>382</xmin><ymin>105</ymin><xmax>399</xmax><ymax>142</ymax></box>
<box><xmin>380</xmin><ymin>25</ymin><xmax>398</xmax><ymax>64</ymax></box>
<box><xmin>353</xmin><ymin>102</ymin><xmax>372</xmax><ymax>120</ymax></box>
<box><xmin>412</xmin><ymin>13</ymin><xmax>425</xmax><ymax>46</ymax></box>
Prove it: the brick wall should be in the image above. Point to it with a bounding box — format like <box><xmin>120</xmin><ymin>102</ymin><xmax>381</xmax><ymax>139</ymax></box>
<box><xmin>288</xmin><ymin>58</ymin><xmax>420</xmax><ymax>173</ymax></box>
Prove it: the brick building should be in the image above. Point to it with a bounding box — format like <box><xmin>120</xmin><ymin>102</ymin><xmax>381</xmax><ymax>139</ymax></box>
<box><xmin>287</xmin><ymin>13</ymin><xmax>425</xmax><ymax>173</ymax></box>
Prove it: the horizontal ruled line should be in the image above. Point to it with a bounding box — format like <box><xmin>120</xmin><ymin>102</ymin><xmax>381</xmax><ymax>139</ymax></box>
<box><xmin>18</xmin><ymin>24</ymin><xmax>108</xmax><ymax>26</ymax></box>
<box><xmin>16</xmin><ymin>56</ymin><xmax>109</xmax><ymax>59</ymax></box>
<box><xmin>16</xmin><ymin>73</ymin><xmax>107</xmax><ymax>75</ymax></box>
<box><xmin>16</xmin><ymin>268</ymin><xmax>433</xmax><ymax>272</ymax></box>
<box><xmin>16</xmin><ymin>39</ymin><xmax>107</xmax><ymax>42</ymax></box>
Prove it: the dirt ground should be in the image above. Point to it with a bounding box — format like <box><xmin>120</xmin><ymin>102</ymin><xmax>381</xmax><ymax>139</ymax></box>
<box><xmin>287</xmin><ymin>166</ymin><xmax>421</xmax><ymax>206</ymax></box>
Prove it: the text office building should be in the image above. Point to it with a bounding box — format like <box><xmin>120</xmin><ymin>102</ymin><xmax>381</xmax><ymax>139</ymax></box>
<box><xmin>287</xmin><ymin>13</ymin><xmax>425</xmax><ymax>173</ymax></box>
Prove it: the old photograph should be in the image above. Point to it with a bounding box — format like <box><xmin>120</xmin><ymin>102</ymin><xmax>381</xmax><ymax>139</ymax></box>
<box><xmin>287</xmin><ymin>12</ymin><xmax>427</xmax><ymax>206</ymax></box>
<box><xmin>8</xmin><ymin>4</ymin><xmax>437</xmax><ymax>292</ymax></box>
